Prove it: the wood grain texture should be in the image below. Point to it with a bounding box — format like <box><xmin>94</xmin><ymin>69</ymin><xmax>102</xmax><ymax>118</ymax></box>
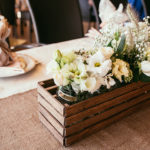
<box><xmin>65</xmin><ymin>91</ymin><xmax>150</xmax><ymax>136</ymax></box>
<box><xmin>65</xmin><ymin>84</ymin><xmax>150</xmax><ymax>126</ymax></box>
<box><xmin>64</xmin><ymin>82</ymin><xmax>148</xmax><ymax>117</ymax></box>
<box><xmin>38</xmin><ymin>84</ymin><xmax>64</xmax><ymax>115</ymax></box>
<box><xmin>39</xmin><ymin>104</ymin><xmax>64</xmax><ymax>136</ymax></box>
<box><xmin>65</xmin><ymin>100</ymin><xmax>150</xmax><ymax>146</ymax></box>
<box><xmin>39</xmin><ymin>112</ymin><xmax>64</xmax><ymax>145</ymax></box>
<box><xmin>38</xmin><ymin>94</ymin><xmax>65</xmax><ymax>125</ymax></box>
<box><xmin>38</xmin><ymin>79</ymin><xmax>150</xmax><ymax>146</ymax></box>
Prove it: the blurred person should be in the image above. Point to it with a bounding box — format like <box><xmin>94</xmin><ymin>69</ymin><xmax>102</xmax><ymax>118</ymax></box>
<box><xmin>128</xmin><ymin>0</ymin><xmax>145</xmax><ymax>20</ymax></box>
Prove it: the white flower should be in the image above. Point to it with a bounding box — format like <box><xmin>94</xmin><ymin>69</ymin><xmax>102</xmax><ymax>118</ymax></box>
<box><xmin>53</xmin><ymin>72</ymin><xmax>69</xmax><ymax>86</ymax></box>
<box><xmin>141</xmin><ymin>61</ymin><xmax>150</xmax><ymax>76</ymax></box>
<box><xmin>103</xmin><ymin>74</ymin><xmax>116</xmax><ymax>89</ymax></box>
<box><xmin>80</xmin><ymin>77</ymin><xmax>102</xmax><ymax>93</ymax></box>
<box><xmin>99</xmin><ymin>47</ymin><xmax>114</xmax><ymax>60</ymax></box>
<box><xmin>46</xmin><ymin>60</ymin><xmax>60</xmax><ymax>74</ymax></box>
<box><xmin>88</xmin><ymin>50</ymin><xmax>112</xmax><ymax>76</ymax></box>
<box><xmin>71</xmin><ymin>82</ymin><xmax>80</xmax><ymax>94</ymax></box>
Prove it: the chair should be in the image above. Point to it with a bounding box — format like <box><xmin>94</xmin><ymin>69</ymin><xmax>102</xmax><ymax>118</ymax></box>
<box><xmin>26</xmin><ymin>0</ymin><xmax>84</xmax><ymax>44</ymax></box>
<box><xmin>142</xmin><ymin>0</ymin><xmax>150</xmax><ymax>16</ymax></box>
<box><xmin>90</xmin><ymin>0</ymin><xmax>100</xmax><ymax>30</ymax></box>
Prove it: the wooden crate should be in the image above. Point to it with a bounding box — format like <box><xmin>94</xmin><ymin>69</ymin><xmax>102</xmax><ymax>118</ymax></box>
<box><xmin>37</xmin><ymin>79</ymin><xmax>150</xmax><ymax>146</ymax></box>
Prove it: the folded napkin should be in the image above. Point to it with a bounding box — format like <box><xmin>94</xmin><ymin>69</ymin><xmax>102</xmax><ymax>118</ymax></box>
<box><xmin>0</xmin><ymin>59</ymin><xmax>25</xmax><ymax>77</ymax></box>
<box><xmin>0</xmin><ymin>15</ymin><xmax>13</xmax><ymax>67</ymax></box>
<box><xmin>0</xmin><ymin>15</ymin><xmax>10</xmax><ymax>47</ymax></box>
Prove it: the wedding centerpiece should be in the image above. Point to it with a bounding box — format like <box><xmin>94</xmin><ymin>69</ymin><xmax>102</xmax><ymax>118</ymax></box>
<box><xmin>47</xmin><ymin>4</ymin><xmax>150</xmax><ymax>103</ymax></box>
<box><xmin>38</xmin><ymin>2</ymin><xmax>150</xmax><ymax>146</ymax></box>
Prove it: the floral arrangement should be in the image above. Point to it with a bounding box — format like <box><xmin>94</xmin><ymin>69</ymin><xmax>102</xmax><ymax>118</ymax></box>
<box><xmin>47</xmin><ymin>5</ymin><xmax>150</xmax><ymax>103</ymax></box>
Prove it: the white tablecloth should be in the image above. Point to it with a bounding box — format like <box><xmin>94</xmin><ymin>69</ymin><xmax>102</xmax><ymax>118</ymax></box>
<box><xmin>0</xmin><ymin>38</ymin><xmax>94</xmax><ymax>98</ymax></box>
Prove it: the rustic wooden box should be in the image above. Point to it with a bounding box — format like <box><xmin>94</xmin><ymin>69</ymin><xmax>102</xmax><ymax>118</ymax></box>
<box><xmin>37</xmin><ymin>79</ymin><xmax>150</xmax><ymax>146</ymax></box>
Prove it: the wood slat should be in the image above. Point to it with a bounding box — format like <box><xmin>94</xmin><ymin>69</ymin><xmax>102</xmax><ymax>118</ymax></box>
<box><xmin>65</xmin><ymin>84</ymin><xmax>150</xmax><ymax>126</ymax></box>
<box><xmin>46</xmin><ymin>85</ymin><xmax>58</xmax><ymax>91</ymax></box>
<box><xmin>39</xmin><ymin>113</ymin><xmax>64</xmax><ymax>145</ymax></box>
<box><xmin>65</xmin><ymin>99</ymin><xmax>150</xmax><ymax>146</ymax></box>
<box><xmin>42</xmin><ymin>79</ymin><xmax>55</xmax><ymax>86</ymax></box>
<box><xmin>65</xmin><ymin>91</ymin><xmax>150</xmax><ymax>136</ymax></box>
<box><xmin>39</xmin><ymin>104</ymin><xmax>64</xmax><ymax>136</ymax></box>
<box><xmin>38</xmin><ymin>84</ymin><xmax>65</xmax><ymax>115</ymax></box>
<box><xmin>38</xmin><ymin>94</ymin><xmax>65</xmax><ymax>125</ymax></box>
<box><xmin>38</xmin><ymin>79</ymin><xmax>150</xmax><ymax>146</ymax></box>
<box><xmin>64</xmin><ymin>82</ymin><xmax>147</xmax><ymax>117</ymax></box>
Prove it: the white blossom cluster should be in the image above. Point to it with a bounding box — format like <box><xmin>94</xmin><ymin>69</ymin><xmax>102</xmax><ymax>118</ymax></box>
<box><xmin>47</xmin><ymin>17</ymin><xmax>150</xmax><ymax>97</ymax></box>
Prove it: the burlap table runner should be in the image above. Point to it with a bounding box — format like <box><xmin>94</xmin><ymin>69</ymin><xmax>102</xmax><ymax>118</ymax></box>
<box><xmin>0</xmin><ymin>90</ymin><xmax>150</xmax><ymax>150</ymax></box>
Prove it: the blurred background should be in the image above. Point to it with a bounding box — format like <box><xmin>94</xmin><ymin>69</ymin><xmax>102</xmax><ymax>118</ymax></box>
<box><xmin>0</xmin><ymin>0</ymin><xmax>149</xmax><ymax>50</ymax></box>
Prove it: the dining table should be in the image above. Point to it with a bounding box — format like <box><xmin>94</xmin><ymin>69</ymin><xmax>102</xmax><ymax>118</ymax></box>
<box><xmin>0</xmin><ymin>37</ymin><xmax>150</xmax><ymax>150</ymax></box>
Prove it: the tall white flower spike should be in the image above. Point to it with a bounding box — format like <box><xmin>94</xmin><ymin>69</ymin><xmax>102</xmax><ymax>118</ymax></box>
<box><xmin>99</xmin><ymin>0</ymin><xmax>128</xmax><ymax>24</ymax></box>
<box><xmin>99</xmin><ymin>0</ymin><xmax>116</xmax><ymax>23</ymax></box>
<box><xmin>86</xmin><ymin>0</ymin><xmax>128</xmax><ymax>38</ymax></box>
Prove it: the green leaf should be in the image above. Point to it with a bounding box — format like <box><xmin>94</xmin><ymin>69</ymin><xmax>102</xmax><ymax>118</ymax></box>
<box><xmin>107</xmin><ymin>40</ymin><xmax>112</xmax><ymax>47</ymax></box>
<box><xmin>140</xmin><ymin>73</ymin><xmax>150</xmax><ymax>82</ymax></box>
<box><xmin>117</xmin><ymin>35</ymin><xmax>126</xmax><ymax>54</ymax></box>
<box><xmin>114</xmin><ymin>32</ymin><xmax>120</xmax><ymax>41</ymax></box>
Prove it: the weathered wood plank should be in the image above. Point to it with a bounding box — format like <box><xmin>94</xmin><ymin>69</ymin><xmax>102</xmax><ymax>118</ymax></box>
<box><xmin>64</xmin><ymin>82</ymin><xmax>147</xmax><ymax>117</ymax></box>
<box><xmin>39</xmin><ymin>104</ymin><xmax>64</xmax><ymax>136</ymax></box>
<box><xmin>65</xmin><ymin>84</ymin><xmax>150</xmax><ymax>126</ymax></box>
<box><xmin>39</xmin><ymin>113</ymin><xmax>64</xmax><ymax>145</ymax></box>
<box><xmin>38</xmin><ymin>79</ymin><xmax>150</xmax><ymax>146</ymax></box>
<box><xmin>45</xmin><ymin>85</ymin><xmax>58</xmax><ymax>91</ymax></box>
<box><xmin>38</xmin><ymin>84</ymin><xmax>65</xmax><ymax>115</ymax></box>
<box><xmin>38</xmin><ymin>94</ymin><xmax>65</xmax><ymax>125</ymax></box>
<box><xmin>65</xmin><ymin>99</ymin><xmax>150</xmax><ymax>146</ymax></box>
<box><xmin>65</xmin><ymin>91</ymin><xmax>150</xmax><ymax>136</ymax></box>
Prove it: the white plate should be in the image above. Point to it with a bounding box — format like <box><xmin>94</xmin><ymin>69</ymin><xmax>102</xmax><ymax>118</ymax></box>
<box><xmin>0</xmin><ymin>53</ymin><xmax>38</xmax><ymax>77</ymax></box>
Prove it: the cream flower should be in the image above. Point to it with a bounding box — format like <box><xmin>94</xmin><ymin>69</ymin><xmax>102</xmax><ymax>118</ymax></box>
<box><xmin>99</xmin><ymin>47</ymin><xmax>114</xmax><ymax>60</ymax></box>
<box><xmin>46</xmin><ymin>60</ymin><xmax>60</xmax><ymax>74</ymax></box>
<box><xmin>88</xmin><ymin>50</ymin><xmax>112</xmax><ymax>76</ymax></box>
<box><xmin>80</xmin><ymin>77</ymin><xmax>102</xmax><ymax>93</ymax></box>
<box><xmin>53</xmin><ymin>72</ymin><xmax>69</xmax><ymax>86</ymax></box>
<box><xmin>141</xmin><ymin>61</ymin><xmax>150</xmax><ymax>76</ymax></box>
<box><xmin>112</xmin><ymin>59</ymin><xmax>131</xmax><ymax>82</ymax></box>
<box><xmin>103</xmin><ymin>74</ymin><xmax>116</xmax><ymax>89</ymax></box>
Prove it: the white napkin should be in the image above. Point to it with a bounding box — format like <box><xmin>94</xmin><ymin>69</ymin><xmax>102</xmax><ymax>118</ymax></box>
<box><xmin>0</xmin><ymin>66</ymin><xmax>24</xmax><ymax>77</ymax></box>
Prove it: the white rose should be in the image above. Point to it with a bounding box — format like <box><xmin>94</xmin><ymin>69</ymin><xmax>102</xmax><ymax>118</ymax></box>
<box><xmin>141</xmin><ymin>61</ymin><xmax>150</xmax><ymax>76</ymax></box>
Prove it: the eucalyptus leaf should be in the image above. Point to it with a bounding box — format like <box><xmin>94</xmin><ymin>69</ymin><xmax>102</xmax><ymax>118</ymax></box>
<box><xmin>107</xmin><ymin>40</ymin><xmax>112</xmax><ymax>47</ymax></box>
<box><xmin>117</xmin><ymin>35</ymin><xmax>126</xmax><ymax>54</ymax></box>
